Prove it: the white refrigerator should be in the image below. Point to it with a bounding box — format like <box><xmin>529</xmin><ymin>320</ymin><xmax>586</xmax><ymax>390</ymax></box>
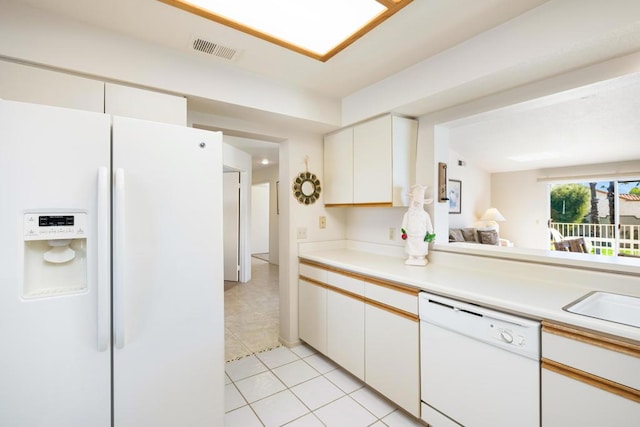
<box><xmin>0</xmin><ymin>100</ymin><xmax>224</xmax><ymax>426</ymax></box>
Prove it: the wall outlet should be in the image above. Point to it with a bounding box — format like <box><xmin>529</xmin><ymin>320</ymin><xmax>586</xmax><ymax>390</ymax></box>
<box><xmin>319</xmin><ymin>216</ymin><xmax>326</xmax><ymax>229</ymax></box>
<box><xmin>297</xmin><ymin>227</ymin><xmax>308</xmax><ymax>239</ymax></box>
<box><xmin>389</xmin><ymin>227</ymin><xmax>396</xmax><ymax>241</ymax></box>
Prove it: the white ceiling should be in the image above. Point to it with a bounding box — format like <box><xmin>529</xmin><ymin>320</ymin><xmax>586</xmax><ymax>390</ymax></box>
<box><xmin>13</xmin><ymin>0</ymin><xmax>640</xmax><ymax>173</ymax></box>
<box><xmin>16</xmin><ymin>0</ymin><xmax>549</xmax><ymax>98</ymax></box>
<box><xmin>224</xmin><ymin>135</ymin><xmax>280</xmax><ymax>171</ymax></box>
<box><xmin>445</xmin><ymin>72</ymin><xmax>640</xmax><ymax>173</ymax></box>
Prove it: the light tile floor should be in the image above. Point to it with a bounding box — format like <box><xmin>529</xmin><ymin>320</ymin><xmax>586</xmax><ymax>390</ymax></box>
<box><xmin>225</xmin><ymin>257</ymin><xmax>281</xmax><ymax>361</ymax></box>
<box><xmin>224</xmin><ymin>257</ymin><xmax>426</xmax><ymax>426</ymax></box>
<box><xmin>225</xmin><ymin>343</ymin><xmax>426</xmax><ymax>427</ymax></box>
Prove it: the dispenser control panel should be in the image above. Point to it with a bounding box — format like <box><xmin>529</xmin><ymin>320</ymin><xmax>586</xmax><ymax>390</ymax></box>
<box><xmin>24</xmin><ymin>212</ymin><xmax>87</xmax><ymax>241</ymax></box>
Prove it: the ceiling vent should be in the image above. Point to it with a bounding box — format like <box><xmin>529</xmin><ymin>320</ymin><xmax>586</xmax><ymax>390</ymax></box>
<box><xmin>192</xmin><ymin>38</ymin><xmax>239</xmax><ymax>61</ymax></box>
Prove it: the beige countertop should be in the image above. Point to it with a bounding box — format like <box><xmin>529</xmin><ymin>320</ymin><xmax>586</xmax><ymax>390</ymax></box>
<box><xmin>298</xmin><ymin>245</ymin><xmax>640</xmax><ymax>343</ymax></box>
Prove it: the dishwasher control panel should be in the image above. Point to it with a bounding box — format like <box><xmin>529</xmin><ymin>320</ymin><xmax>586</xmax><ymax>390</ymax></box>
<box><xmin>491</xmin><ymin>324</ymin><xmax>526</xmax><ymax>347</ymax></box>
<box><xmin>419</xmin><ymin>292</ymin><xmax>541</xmax><ymax>360</ymax></box>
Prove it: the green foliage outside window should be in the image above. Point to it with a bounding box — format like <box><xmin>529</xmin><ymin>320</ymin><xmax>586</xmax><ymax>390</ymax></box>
<box><xmin>550</xmin><ymin>184</ymin><xmax>590</xmax><ymax>223</ymax></box>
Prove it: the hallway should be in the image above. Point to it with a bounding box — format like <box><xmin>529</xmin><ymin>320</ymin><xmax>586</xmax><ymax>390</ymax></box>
<box><xmin>225</xmin><ymin>257</ymin><xmax>280</xmax><ymax>361</ymax></box>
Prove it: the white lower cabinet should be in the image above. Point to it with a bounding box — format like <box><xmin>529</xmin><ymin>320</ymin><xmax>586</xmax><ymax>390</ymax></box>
<box><xmin>541</xmin><ymin>321</ymin><xmax>640</xmax><ymax>427</ymax></box>
<box><xmin>327</xmin><ymin>290</ymin><xmax>365</xmax><ymax>380</ymax></box>
<box><xmin>542</xmin><ymin>367</ymin><xmax>640</xmax><ymax>426</ymax></box>
<box><xmin>298</xmin><ymin>278</ymin><xmax>327</xmax><ymax>354</ymax></box>
<box><xmin>365</xmin><ymin>303</ymin><xmax>420</xmax><ymax>417</ymax></box>
<box><xmin>298</xmin><ymin>260</ymin><xmax>420</xmax><ymax>418</ymax></box>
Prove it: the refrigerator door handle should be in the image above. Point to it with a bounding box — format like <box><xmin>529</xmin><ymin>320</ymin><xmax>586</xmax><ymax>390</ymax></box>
<box><xmin>114</xmin><ymin>168</ymin><xmax>126</xmax><ymax>349</ymax></box>
<box><xmin>97</xmin><ymin>167</ymin><xmax>110</xmax><ymax>352</ymax></box>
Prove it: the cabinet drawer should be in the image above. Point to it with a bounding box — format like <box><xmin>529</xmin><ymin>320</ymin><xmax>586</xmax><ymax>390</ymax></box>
<box><xmin>542</xmin><ymin>323</ymin><xmax>640</xmax><ymax>390</ymax></box>
<box><xmin>299</xmin><ymin>263</ymin><xmax>328</xmax><ymax>284</ymax></box>
<box><xmin>364</xmin><ymin>280</ymin><xmax>418</xmax><ymax>315</ymax></box>
<box><xmin>327</xmin><ymin>271</ymin><xmax>364</xmax><ymax>296</ymax></box>
<box><xmin>542</xmin><ymin>367</ymin><xmax>640</xmax><ymax>427</ymax></box>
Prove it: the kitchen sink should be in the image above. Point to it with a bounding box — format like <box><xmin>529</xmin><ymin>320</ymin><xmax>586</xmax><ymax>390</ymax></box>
<box><xmin>564</xmin><ymin>291</ymin><xmax>640</xmax><ymax>328</ymax></box>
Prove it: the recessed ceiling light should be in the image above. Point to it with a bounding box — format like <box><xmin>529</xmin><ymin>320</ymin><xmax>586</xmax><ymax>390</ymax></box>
<box><xmin>159</xmin><ymin>0</ymin><xmax>413</xmax><ymax>61</ymax></box>
<box><xmin>261</xmin><ymin>158</ymin><xmax>269</xmax><ymax>165</ymax></box>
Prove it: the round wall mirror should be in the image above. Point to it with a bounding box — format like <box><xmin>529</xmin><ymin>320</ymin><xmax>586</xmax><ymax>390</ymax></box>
<box><xmin>293</xmin><ymin>172</ymin><xmax>321</xmax><ymax>205</ymax></box>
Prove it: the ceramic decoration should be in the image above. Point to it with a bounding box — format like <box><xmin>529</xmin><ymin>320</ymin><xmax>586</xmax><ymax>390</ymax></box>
<box><xmin>401</xmin><ymin>184</ymin><xmax>435</xmax><ymax>266</ymax></box>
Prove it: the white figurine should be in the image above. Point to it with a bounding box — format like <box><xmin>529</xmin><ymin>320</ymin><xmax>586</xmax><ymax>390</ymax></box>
<box><xmin>401</xmin><ymin>185</ymin><xmax>435</xmax><ymax>266</ymax></box>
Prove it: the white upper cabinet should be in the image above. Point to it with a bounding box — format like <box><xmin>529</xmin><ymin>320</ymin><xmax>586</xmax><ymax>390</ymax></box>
<box><xmin>353</xmin><ymin>116</ymin><xmax>392</xmax><ymax>204</ymax></box>
<box><xmin>105</xmin><ymin>83</ymin><xmax>187</xmax><ymax>126</ymax></box>
<box><xmin>0</xmin><ymin>60</ymin><xmax>104</xmax><ymax>112</ymax></box>
<box><xmin>323</xmin><ymin>127</ymin><xmax>354</xmax><ymax>205</ymax></box>
<box><xmin>0</xmin><ymin>61</ymin><xmax>187</xmax><ymax>126</ymax></box>
<box><xmin>323</xmin><ymin>114</ymin><xmax>417</xmax><ymax>207</ymax></box>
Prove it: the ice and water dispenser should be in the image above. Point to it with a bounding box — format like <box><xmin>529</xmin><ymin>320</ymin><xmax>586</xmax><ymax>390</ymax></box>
<box><xmin>23</xmin><ymin>212</ymin><xmax>88</xmax><ymax>298</ymax></box>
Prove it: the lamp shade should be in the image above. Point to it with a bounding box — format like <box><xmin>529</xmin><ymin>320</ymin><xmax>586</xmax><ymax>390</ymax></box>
<box><xmin>481</xmin><ymin>208</ymin><xmax>506</xmax><ymax>222</ymax></box>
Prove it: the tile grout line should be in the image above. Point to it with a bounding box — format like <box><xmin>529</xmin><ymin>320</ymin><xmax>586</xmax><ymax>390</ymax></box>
<box><xmin>226</xmin><ymin>348</ymin><xmax>403</xmax><ymax>426</ymax></box>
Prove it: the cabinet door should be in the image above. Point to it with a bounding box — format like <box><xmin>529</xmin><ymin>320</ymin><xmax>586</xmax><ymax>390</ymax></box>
<box><xmin>365</xmin><ymin>304</ymin><xmax>420</xmax><ymax>417</ymax></box>
<box><xmin>327</xmin><ymin>290</ymin><xmax>365</xmax><ymax>380</ymax></box>
<box><xmin>353</xmin><ymin>115</ymin><xmax>392</xmax><ymax>204</ymax></box>
<box><xmin>0</xmin><ymin>60</ymin><xmax>104</xmax><ymax>112</ymax></box>
<box><xmin>542</xmin><ymin>367</ymin><xmax>640</xmax><ymax>427</ymax></box>
<box><xmin>105</xmin><ymin>83</ymin><xmax>187</xmax><ymax>126</ymax></box>
<box><xmin>298</xmin><ymin>279</ymin><xmax>327</xmax><ymax>353</ymax></box>
<box><xmin>323</xmin><ymin>127</ymin><xmax>353</xmax><ymax>205</ymax></box>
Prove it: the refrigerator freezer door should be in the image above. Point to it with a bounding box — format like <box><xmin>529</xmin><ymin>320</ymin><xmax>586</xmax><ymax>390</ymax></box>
<box><xmin>0</xmin><ymin>100</ymin><xmax>111</xmax><ymax>426</ymax></box>
<box><xmin>112</xmin><ymin>116</ymin><xmax>224</xmax><ymax>427</ymax></box>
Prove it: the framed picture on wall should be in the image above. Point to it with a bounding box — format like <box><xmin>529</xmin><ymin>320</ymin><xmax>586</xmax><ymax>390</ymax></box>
<box><xmin>448</xmin><ymin>179</ymin><xmax>461</xmax><ymax>214</ymax></box>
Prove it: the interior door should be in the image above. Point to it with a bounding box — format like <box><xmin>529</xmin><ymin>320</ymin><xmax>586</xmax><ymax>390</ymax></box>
<box><xmin>251</xmin><ymin>182</ymin><xmax>270</xmax><ymax>255</ymax></box>
<box><xmin>112</xmin><ymin>116</ymin><xmax>224</xmax><ymax>427</ymax></box>
<box><xmin>0</xmin><ymin>100</ymin><xmax>111</xmax><ymax>426</ymax></box>
<box><xmin>223</xmin><ymin>171</ymin><xmax>240</xmax><ymax>281</ymax></box>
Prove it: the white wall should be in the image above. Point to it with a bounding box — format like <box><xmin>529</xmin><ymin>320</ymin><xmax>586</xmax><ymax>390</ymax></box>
<box><xmin>279</xmin><ymin>133</ymin><xmax>347</xmax><ymax>346</ymax></box>
<box><xmin>253</xmin><ymin>165</ymin><xmax>280</xmax><ymax>265</ymax></box>
<box><xmin>447</xmin><ymin>149</ymin><xmax>491</xmax><ymax>228</ymax></box>
<box><xmin>492</xmin><ymin>170</ymin><xmax>550</xmax><ymax>249</ymax></box>
<box><xmin>345</xmin><ymin>207</ymin><xmax>405</xmax><ymax>247</ymax></box>
<box><xmin>251</xmin><ymin>183</ymin><xmax>270</xmax><ymax>254</ymax></box>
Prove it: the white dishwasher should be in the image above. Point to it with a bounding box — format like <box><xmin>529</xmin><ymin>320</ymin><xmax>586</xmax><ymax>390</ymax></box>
<box><xmin>419</xmin><ymin>292</ymin><xmax>541</xmax><ymax>427</ymax></box>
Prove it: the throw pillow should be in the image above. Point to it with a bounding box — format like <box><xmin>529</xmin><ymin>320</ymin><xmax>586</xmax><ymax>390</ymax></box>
<box><xmin>462</xmin><ymin>228</ymin><xmax>478</xmax><ymax>242</ymax></box>
<box><xmin>478</xmin><ymin>229</ymin><xmax>499</xmax><ymax>245</ymax></box>
<box><xmin>449</xmin><ymin>228</ymin><xmax>465</xmax><ymax>242</ymax></box>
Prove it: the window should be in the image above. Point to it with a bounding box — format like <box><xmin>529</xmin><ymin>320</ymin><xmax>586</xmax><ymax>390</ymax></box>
<box><xmin>549</xmin><ymin>180</ymin><xmax>640</xmax><ymax>257</ymax></box>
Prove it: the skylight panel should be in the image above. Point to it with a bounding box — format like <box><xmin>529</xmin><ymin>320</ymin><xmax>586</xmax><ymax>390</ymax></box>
<box><xmin>160</xmin><ymin>0</ymin><xmax>412</xmax><ymax>61</ymax></box>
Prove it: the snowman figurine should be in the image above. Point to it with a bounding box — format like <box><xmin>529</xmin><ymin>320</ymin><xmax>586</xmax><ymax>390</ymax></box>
<box><xmin>401</xmin><ymin>185</ymin><xmax>435</xmax><ymax>266</ymax></box>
